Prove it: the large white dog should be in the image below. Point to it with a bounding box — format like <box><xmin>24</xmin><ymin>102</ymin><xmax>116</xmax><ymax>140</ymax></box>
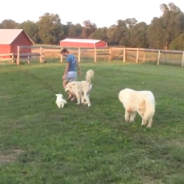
<box><xmin>65</xmin><ymin>69</ymin><xmax>94</xmax><ymax>107</ymax></box>
<box><xmin>118</xmin><ymin>88</ymin><xmax>155</xmax><ymax>128</ymax></box>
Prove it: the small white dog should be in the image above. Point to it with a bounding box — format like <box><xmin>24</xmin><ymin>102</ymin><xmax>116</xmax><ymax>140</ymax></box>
<box><xmin>55</xmin><ymin>94</ymin><xmax>67</xmax><ymax>108</ymax></box>
<box><xmin>118</xmin><ymin>88</ymin><xmax>155</xmax><ymax>128</ymax></box>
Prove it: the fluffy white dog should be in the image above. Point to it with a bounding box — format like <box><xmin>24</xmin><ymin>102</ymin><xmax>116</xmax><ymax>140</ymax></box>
<box><xmin>118</xmin><ymin>88</ymin><xmax>155</xmax><ymax>128</ymax></box>
<box><xmin>65</xmin><ymin>69</ymin><xmax>94</xmax><ymax>107</ymax></box>
<box><xmin>55</xmin><ymin>94</ymin><xmax>67</xmax><ymax>108</ymax></box>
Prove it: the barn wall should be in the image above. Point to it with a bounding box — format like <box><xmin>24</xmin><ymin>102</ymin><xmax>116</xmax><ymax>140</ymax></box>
<box><xmin>95</xmin><ymin>41</ymin><xmax>107</xmax><ymax>47</ymax></box>
<box><xmin>11</xmin><ymin>32</ymin><xmax>32</xmax><ymax>54</ymax></box>
<box><xmin>60</xmin><ymin>41</ymin><xmax>107</xmax><ymax>48</ymax></box>
<box><xmin>0</xmin><ymin>45</ymin><xmax>11</xmax><ymax>58</ymax></box>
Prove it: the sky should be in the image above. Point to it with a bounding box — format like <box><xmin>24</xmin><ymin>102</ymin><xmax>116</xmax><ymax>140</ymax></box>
<box><xmin>0</xmin><ymin>0</ymin><xmax>183</xmax><ymax>28</ymax></box>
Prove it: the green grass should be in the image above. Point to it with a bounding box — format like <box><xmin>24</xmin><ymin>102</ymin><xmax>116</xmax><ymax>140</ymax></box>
<box><xmin>0</xmin><ymin>61</ymin><xmax>184</xmax><ymax>184</ymax></box>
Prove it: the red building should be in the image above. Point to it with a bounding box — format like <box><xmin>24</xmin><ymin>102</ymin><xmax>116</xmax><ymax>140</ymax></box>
<box><xmin>60</xmin><ymin>38</ymin><xmax>107</xmax><ymax>48</ymax></box>
<box><xmin>0</xmin><ymin>29</ymin><xmax>34</xmax><ymax>58</ymax></box>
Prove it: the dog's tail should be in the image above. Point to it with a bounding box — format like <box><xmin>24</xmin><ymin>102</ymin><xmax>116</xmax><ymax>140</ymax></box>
<box><xmin>143</xmin><ymin>92</ymin><xmax>155</xmax><ymax>119</ymax></box>
<box><xmin>85</xmin><ymin>69</ymin><xmax>94</xmax><ymax>83</ymax></box>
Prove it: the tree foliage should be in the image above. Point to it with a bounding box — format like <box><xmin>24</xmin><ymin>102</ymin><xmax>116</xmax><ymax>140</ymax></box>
<box><xmin>19</xmin><ymin>21</ymin><xmax>40</xmax><ymax>43</ymax></box>
<box><xmin>0</xmin><ymin>19</ymin><xmax>19</xmax><ymax>29</ymax></box>
<box><xmin>37</xmin><ymin>13</ymin><xmax>63</xmax><ymax>44</ymax></box>
<box><xmin>0</xmin><ymin>2</ymin><xmax>184</xmax><ymax>49</ymax></box>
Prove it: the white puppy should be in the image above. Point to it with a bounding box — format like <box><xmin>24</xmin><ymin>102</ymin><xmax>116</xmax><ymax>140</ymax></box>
<box><xmin>118</xmin><ymin>88</ymin><xmax>155</xmax><ymax>128</ymax></box>
<box><xmin>55</xmin><ymin>94</ymin><xmax>67</xmax><ymax>108</ymax></box>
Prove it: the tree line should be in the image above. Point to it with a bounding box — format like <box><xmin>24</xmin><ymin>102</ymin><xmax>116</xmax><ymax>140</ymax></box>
<box><xmin>0</xmin><ymin>2</ymin><xmax>184</xmax><ymax>50</ymax></box>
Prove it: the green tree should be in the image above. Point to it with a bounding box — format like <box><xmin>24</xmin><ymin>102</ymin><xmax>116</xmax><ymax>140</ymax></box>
<box><xmin>161</xmin><ymin>3</ymin><xmax>184</xmax><ymax>46</ymax></box>
<box><xmin>37</xmin><ymin>13</ymin><xmax>63</xmax><ymax>44</ymax></box>
<box><xmin>125</xmin><ymin>18</ymin><xmax>137</xmax><ymax>30</ymax></box>
<box><xmin>169</xmin><ymin>33</ymin><xmax>184</xmax><ymax>50</ymax></box>
<box><xmin>147</xmin><ymin>17</ymin><xmax>169</xmax><ymax>49</ymax></box>
<box><xmin>129</xmin><ymin>22</ymin><xmax>148</xmax><ymax>48</ymax></box>
<box><xmin>114</xmin><ymin>20</ymin><xmax>130</xmax><ymax>46</ymax></box>
<box><xmin>74</xmin><ymin>23</ymin><xmax>83</xmax><ymax>38</ymax></box>
<box><xmin>90</xmin><ymin>27</ymin><xmax>108</xmax><ymax>41</ymax></box>
<box><xmin>19</xmin><ymin>21</ymin><xmax>40</xmax><ymax>43</ymax></box>
<box><xmin>82</xmin><ymin>20</ymin><xmax>96</xmax><ymax>38</ymax></box>
<box><xmin>148</xmin><ymin>2</ymin><xmax>184</xmax><ymax>49</ymax></box>
<box><xmin>62</xmin><ymin>22</ymin><xmax>82</xmax><ymax>38</ymax></box>
<box><xmin>0</xmin><ymin>19</ymin><xmax>19</xmax><ymax>29</ymax></box>
<box><xmin>106</xmin><ymin>24</ymin><xmax>117</xmax><ymax>45</ymax></box>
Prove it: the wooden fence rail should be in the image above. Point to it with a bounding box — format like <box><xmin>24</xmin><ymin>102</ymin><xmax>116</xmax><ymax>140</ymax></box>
<box><xmin>0</xmin><ymin>53</ymin><xmax>14</xmax><ymax>64</ymax></box>
<box><xmin>1</xmin><ymin>45</ymin><xmax>184</xmax><ymax>67</ymax></box>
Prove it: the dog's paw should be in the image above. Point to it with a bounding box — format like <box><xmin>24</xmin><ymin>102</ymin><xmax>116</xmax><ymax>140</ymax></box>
<box><xmin>146</xmin><ymin>125</ymin><xmax>151</xmax><ymax>128</ymax></box>
<box><xmin>141</xmin><ymin>121</ymin><xmax>147</xmax><ymax>126</ymax></box>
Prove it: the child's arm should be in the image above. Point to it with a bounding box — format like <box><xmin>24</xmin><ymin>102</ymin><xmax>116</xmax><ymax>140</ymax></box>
<box><xmin>63</xmin><ymin>63</ymin><xmax>69</xmax><ymax>79</ymax></box>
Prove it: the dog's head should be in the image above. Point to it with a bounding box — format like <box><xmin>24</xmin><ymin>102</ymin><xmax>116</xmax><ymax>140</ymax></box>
<box><xmin>55</xmin><ymin>94</ymin><xmax>63</xmax><ymax>98</ymax></box>
<box><xmin>65</xmin><ymin>82</ymin><xmax>75</xmax><ymax>93</ymax></box>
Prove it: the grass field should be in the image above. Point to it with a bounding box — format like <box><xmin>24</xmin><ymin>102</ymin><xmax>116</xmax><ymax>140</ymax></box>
<box><xmin>0</xmin><ymin>61</ymin><xmax>184</xmax><ymax>184</ymax></box>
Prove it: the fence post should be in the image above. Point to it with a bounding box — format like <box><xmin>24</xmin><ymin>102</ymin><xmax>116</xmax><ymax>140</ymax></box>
<box><xmin>157</xmin><ymin>50</ymin><xmax>160</xmax><ymax>65</ymax></box>
<box><xmin>60</xmin><ymin>47</ymin><xmax>63</xmax><ymax>63</ymax></box>
<box><xmin>27</xmin><ymin>56</ymin><xmax>30</xmax><ymax>64</ymax></box>
<box><xmin>42</xmin><ymin>53</ymin><xmax>45</xmax><ymax>63</ymax></box>
<box><xmin>94</xmin><ymin>47</ymin><xmax>97</xmax><ymax>63</ymax></box>
<box><xmin>143</xmin><ymin>51</ymin><xmax>145</xmax><ymax>62</ymax></box>
<box><xmin>78</xmin><ymin>47</ymin><xmax>81</xmax><ymax>62</ymax></box>
<box><xmin>123</xmin><ymin>47</ymin><xmax>126</xmax><ymax>62</ymax></box>
<box><xmin>181</xmin><ymin>52</ymin><xmax>184</xmax><ymax>67</ymax></box>
<box><xmin>109</xmin><ymin>47</ymin><xmax>112</xmax><ymax>62</ymax></box>
<box><xmin>136</xmin><ymin>48</ymin><xmax>139</xmax><ymax>63</ymax></box>
<box><xmin>39</xmin><ymin>47</ymin><xmax>43</xmax><ymax>63</ymax></box>
<box><xmin>17</xmin><ymin>46</ymin><xmax>20</xmax><ymax>65</ymax></box>
<box><xmin>11</xmin><ymin>53</ymin><xmax>14</xmax><ymax>64</ymax></box>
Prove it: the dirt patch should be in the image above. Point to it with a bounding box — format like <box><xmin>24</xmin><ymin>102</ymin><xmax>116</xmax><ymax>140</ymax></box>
<box><xmin>0</xmin><ymin>149</ymin><xmax>24</xmax><ymax>165</ymax></box>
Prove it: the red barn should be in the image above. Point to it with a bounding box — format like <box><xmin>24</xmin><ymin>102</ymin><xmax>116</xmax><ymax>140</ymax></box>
<box><xmin>0</xmin><ymin>29</ymin><xmax>34</xmax><ymax>58</ymax></box>
<box><xmin>60</xmin><ymin>38</ymin><xmax>107</xmax><ymax>48</ymax></box>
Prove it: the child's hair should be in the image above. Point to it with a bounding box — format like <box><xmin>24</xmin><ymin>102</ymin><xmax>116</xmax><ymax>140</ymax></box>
<box><xmin>61</xmin><ymin>48</ymin><xmax>69</xmax><ymax>54</ymax></box>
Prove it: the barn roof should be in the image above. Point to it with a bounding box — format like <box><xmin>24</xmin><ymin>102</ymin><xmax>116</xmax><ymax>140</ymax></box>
<box><xmin>60</xmin><ymin>38</ymin><xmax>107</xmax><ymax>48</ymax></box>
<box><xmin>0</xmin><ymin>29</ymin><xmax>34</xmax><ymax>44</ymax></box>
<box><xmin>61</xmin><ymin>38</ymin><xmax>102</xmax><ymax>43</ymax></box>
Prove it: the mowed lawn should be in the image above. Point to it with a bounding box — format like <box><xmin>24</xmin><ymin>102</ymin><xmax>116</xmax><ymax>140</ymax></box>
<box><xmin>0</xmin><ymin>61</ymin><xmax>184</xmax><ymax>184</ymax></box>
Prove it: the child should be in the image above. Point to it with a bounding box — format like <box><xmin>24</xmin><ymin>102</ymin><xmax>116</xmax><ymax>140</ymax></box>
<box><xmin>61</xmin><ymin>48</ymin><xmax>81</xmax><ymax>100</ymax></box>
